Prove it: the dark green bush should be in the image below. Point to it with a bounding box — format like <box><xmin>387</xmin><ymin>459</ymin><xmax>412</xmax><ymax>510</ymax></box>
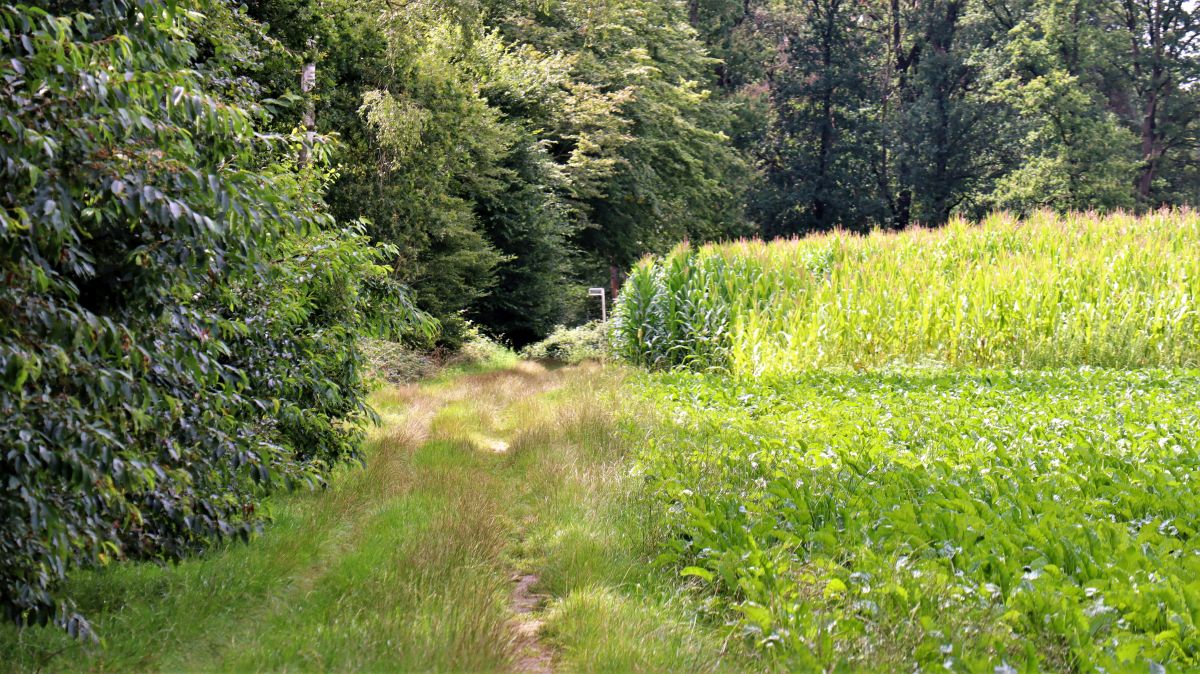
<box><xmin>0</xmin><ymin>0</ymin><xmax>431</xmax><ymax>637</ymax></box>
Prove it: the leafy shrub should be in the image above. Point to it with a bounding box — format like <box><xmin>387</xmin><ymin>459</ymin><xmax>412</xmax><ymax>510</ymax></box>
<box><xmin>0</xmin><ymin>0</ymin><xmax>431</xmax><ymax>637</ymax></box>
<box><xmin>360</xmin><ymin>340</ymin><xmax>441</xmax><ymax>385</ymax></box>
<box><xmin>224</xmin><ymin>226</ymin><xmax>434</xmax><ymax>468</ymax></box>
<box><xmin>452</xmin><ymin>323</ymin><xmax>516</xmax><ymax>368</ymax></box>
<box><xmin>362</xmin><ymin>322</ymin><xmax>518</xmax><ymax>385</ymax></box>
<box><xmin>521</xmin><ymin>322</ymin><xmax>609</xmax><ymax>364</ymax></box>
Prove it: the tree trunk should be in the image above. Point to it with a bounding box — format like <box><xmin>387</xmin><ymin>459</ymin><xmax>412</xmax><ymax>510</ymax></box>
<box><xmin>1137</xmin><ymin>88</ymin><xmax>1159</xmax><ymax>200</ymax></box>
<box><xmin>299</xmin><ymin>56</ymin><xmax>316</xmax><ymax>166</ymax></box>
<box><xmin>892</xmin><ymin>0</ymin><xmax>911</xmax><ymax>230</ymax></box>
<box><xmin>814</xmin><ymin>0</ymin><xmax>838</xmax><ymax>229</ymax></box>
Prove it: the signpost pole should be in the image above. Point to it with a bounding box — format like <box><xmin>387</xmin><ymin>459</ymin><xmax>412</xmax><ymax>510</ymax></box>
<box><xmin>588</xmin><ymin>288</ymin><xmax>607</xmax><ymax>321</ymax></box>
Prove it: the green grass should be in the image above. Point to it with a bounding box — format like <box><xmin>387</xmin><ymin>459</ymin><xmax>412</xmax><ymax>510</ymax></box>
<box><xmin>2</xmin><ymin>393</ymin><xmax>512</xmax><ymax>671</ymax></box>
<box><xmin>507</xmin><ymin>374</ymin><xmax>748</xmax><ymax>673</ymax></box>
<box><xmin>1</xmin><ymin>361</ymin><xmax>747</xmax><ymax>672</ymax></box>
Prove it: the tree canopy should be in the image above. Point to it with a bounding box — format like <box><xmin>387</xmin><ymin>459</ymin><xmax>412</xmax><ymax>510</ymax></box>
<box><xmin>244</xmin><ymin>0</ymin><xmax>1198</xmax><ymax>339</ymax></box>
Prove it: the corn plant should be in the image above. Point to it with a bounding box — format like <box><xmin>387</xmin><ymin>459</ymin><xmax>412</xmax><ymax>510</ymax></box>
<box><xmin>613</xmin><ymin>210</ymin><xmax>1200</xmax><ymax>374</ymax></box>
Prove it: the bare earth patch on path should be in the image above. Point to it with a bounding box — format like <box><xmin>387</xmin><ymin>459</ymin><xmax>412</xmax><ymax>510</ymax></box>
<box><xmin>510</xmin><ymin>573</ymin><xmax>554</xmax><ymax>673</ymax></box>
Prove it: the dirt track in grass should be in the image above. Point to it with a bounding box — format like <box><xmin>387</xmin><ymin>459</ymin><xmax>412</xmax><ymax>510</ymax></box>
<box><xmin>3</xmin><ymin>359</ymin><xmax>748</xmax><ymax>673</ymax></box>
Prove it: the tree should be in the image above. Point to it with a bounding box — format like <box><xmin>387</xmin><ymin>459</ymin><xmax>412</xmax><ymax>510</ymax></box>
<box><xmin>750</xmin><ymin>0</ymin><xmax>886</xmax><ymax>235</ymax></box>
<box><xmin>491</xmin><ymin>0</ymin><xmax>753</xmax><ymax>277</ymax></box>
<box><xmin>693</xmin><ymin>0</ymin><xmax>1198</xmax><ymax>232</ymax></box>
<box><xmin>0</xmin><ymin>0</ymin><xmax>430</xmax><ymax>636</ymax></box>
<box><xmin>877</xmin><ymin>0</ymin><xmax>1002</xmax><ymax>226</ymax></box>
<box><xmin>1115</xmin><ymin>0</ymin><xmax>1200</xmax><ymax>204</ymax></box>
<box><xmin>985</xmin><ymin>0</ymin><xmax>1139</xmax><ymax>211</ymax></box>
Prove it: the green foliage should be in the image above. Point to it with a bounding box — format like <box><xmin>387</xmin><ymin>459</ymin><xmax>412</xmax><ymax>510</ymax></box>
<box><xmin>615</xmin><ymin>208</ymin><xmax>1200</xmax><ymax>670</ymax></box>
<box><xmin>452</xmin><ymin>323</ymin><xmax>519</xmax><ymax>369</ymax></box>
<box><xmin>984</xmin><ymin>0</ymin><xmax>1139</xmax><ymax>212</ymax></box>
<box><xmin>352</xmin><ymin>12</ymin><xmax>513</xmax><ymax>338</ymax></box>
<box><xmin>613</xmin><ymin>211</ymin><xmax>1200</xmax><ymax>374</ymax></box>
<box><xmin>528</xmin><ymin>0</ymin><xmax>753</xmax><ymax>268</ymax></box>
<box><xmin>631</xmin><ymin>368</ymin><xmax>1200</xmax><ymax>670</ymax></box>
<box><xmin>248</xmin><ymin>0</ymin><xmax>752</xmax><ymax>346</ymax></box>
<box><xmin>360</xmin><ymin>340</ymin><xmax>442</xmax><ymax>385</ymax></box>
<box><xmin>709</xmin><ymin>0</ymin><xmax>1200</xmax><ymax>230</ymax></box>
<box><xmin>750</xmin><ymin>0</ymin><xmax>887</xmax><ymax>233</ymax></box>
<box><xmin>520</xmin><ymin>321</ymin><xmax>609</xmax><ymax>363</ymax></box>
<box><xmin>0</xmin><ymin>0</ymin><xmax>431</xmax><ymax>637</ymax></box>
<box><xmin>224</xmin><ymin>225</ymin><xmax>434</xmax><ymax>467</ymax></box>
<box><xmin>240</xmin><ymin>0</ymin><xmax>502</xmax><ymax>345</ymax></box>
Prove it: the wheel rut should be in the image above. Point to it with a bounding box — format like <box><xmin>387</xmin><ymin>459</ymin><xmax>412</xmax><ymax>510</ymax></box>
<box><xmin>509</xmin><ymin>573</ymin><xmax>554</xmax><ymax>673</ymax></box>
<box><xmin>385</xmin><ymin>361</ymin><xmax>565</xmax><ymax>673</ymax></box>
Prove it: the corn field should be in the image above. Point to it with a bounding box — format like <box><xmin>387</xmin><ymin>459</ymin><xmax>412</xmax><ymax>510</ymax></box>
<box><xmin>612</xmin><ymin>210</ymin><xmax>1200</xmax><ymax>374</ymax></box>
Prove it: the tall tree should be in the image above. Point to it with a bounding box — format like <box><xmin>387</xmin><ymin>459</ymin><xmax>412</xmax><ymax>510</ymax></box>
<box><xmin>753</xmin><ymin>0</ymin><xmax>885</xmax><ymax>234</ymax></box>
<box><xmin>1116</xmin><ymin>0</ymin><xmax>1200</xmax><ymax>204</ymax></box>
<box><xmin>884</xmin><ymin>0</ymin><xmax>1001</xmax><ymax>226</ymax></box>
<box><xmin>984</xmin><ymin>0</ymin><xmax>1139</xmax><ymax>211</ymax></box>
<box><xmin>693</xmin><ymin>0</ymin><xmax>1199</xmax><ymax>232</ymax></box>
<box><xmin>488</xmin><ymin>0</ymin><xmax>751</xmax><ymax>273</ymax></box>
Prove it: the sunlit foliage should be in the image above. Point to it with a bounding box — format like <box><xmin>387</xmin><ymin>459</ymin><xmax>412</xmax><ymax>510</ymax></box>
<box><xmin>0</xmin><ymin>0</ymin><xmax>431</xmax><ymax>636</ymax></box>
<box><xmin>613</xmin><ymin>211</ymin><xmax>1200</xmax><ymax>374</ymax></box>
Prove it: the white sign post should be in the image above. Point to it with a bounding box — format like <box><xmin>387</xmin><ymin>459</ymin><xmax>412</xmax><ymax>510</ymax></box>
<box><xmin>588</xmin><ymin>287</ymin><xmax>607</xmax><ymax>322</ymax></box>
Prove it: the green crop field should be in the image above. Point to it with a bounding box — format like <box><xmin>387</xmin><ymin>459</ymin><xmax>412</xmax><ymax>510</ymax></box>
<box><xmin>612</xmin><ymin>211</ymin><xmax>1200</xmax><ymax>671</ymax></box>
<box><xmin>613</xmin><ymin>210</ymin><xmax>1200</xmax><ymax>374</ymax></box>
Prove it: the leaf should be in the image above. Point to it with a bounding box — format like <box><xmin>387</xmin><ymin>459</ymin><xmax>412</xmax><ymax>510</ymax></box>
<box><xmin>737</xmin><ymin>602</ymin><xmax>773</xmax><ymax>630</ymax></box>
<box><xmin>824</xmin><ymin>577</ymin><xmax>847</xmax><ymax>598</ymax></box>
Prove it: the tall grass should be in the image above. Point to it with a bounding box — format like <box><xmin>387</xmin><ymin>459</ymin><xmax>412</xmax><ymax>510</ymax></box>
<box><xmin>612</xmin><ymin>210</ymin><xmax>1200</xmax><ymax>374</ymax></box>
<box><xmin>1</xmin><ymin>360</ymin><xmax>750</xmax><ymax>673</ymax></box>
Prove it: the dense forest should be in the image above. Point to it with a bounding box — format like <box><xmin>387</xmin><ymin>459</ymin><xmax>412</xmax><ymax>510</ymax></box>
<box><xmin>248</xmin><ymin>0</ymin><xmax>1200</xmax><ymax>343</ymax></box>
<box><xmin>25</xmin><ymin>0</ymin><xmax>1191</xmax><ymax>349</ymax></box>
<box><xmin>2</xmin><ymin>0</ymin><xmax>1198</xmax><ymax>648</ymax></box>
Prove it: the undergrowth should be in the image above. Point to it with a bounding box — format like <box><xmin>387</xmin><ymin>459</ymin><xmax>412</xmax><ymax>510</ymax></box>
<box><xmin>520</xmin><ymin>321</ymin><xmax>610</xmax><ymax>364</ymax></box>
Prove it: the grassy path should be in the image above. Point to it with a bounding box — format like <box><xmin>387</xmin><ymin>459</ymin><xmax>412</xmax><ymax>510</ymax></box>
<box><xmin>3</xmin><ymin>361</ymin><xmax>742</xmax><ymax>673</ymax></box>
